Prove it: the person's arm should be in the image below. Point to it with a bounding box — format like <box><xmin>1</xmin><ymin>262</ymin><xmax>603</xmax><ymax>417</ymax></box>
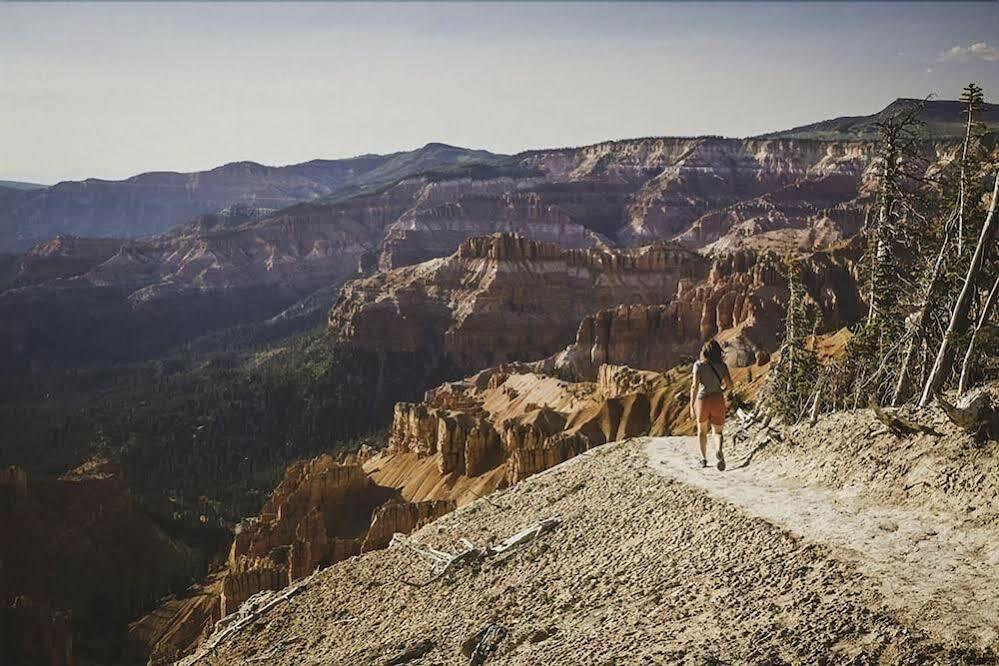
<box><xmin>723</xmin><ymin>364</ymin><xmax>735</xmax><ymax>391</ymax></box>
<box><xmin>689</xmin><ymin>366</ymin><xmax>698</xmax><ymax>417</ymax></box>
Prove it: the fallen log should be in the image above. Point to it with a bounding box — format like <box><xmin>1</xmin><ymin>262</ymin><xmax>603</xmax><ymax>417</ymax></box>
<box><xmin>391</xmin><ymin>517</ymin><xmax>562</xmax><ymax>588</ymax></box>
<box><xmin>869</xmin><ymin>399</ymin><xmax>938</xmax><ymax>437</ymax></box>
<box><xmin>183</xmin><ymin>568</ymin><xmax>318</xmax><ymax>665</ymax></box>
<box><xmin>936</xmin><ymin>392</ymin><xmax>998</xmax><ymax>443</ymax></box>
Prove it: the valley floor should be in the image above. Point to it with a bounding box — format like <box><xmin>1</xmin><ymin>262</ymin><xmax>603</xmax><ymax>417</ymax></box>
<box><xmin>187</xmin><ymin>417</ymin><xmax>998</xmax><ymax>664</ymax></box>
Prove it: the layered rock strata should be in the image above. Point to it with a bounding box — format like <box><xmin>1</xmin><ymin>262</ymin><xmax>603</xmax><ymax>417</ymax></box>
<box><xmin>545</xmin><ymin>248</ymin><xmax>863</xmax><ymax>375</ymax></box>
<box><xmin>3</xmin><ymin>129</ymin><xmax>952</xmax><ymax>373</ymax></box>
<box><xmin>329</xmin><ymin>234</ymin><xmax>709</xmax><ymax>393</ymax></box>
<box><xmin>330</xmin><ymin>236</ymin><xmax>862</xmax><ymax>393</ymax></box>
<box><xmin>386</xmin><ymin>363</ymin><xmax>706</xmax><ymax>487</ymax></box>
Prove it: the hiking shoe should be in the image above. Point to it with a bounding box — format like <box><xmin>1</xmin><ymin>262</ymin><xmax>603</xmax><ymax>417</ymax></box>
<box><xmin>700</xmin><ymin>458</ymin><xmax>708</xmax><ymax>468</ymax></box>
<box><xmin>716</xmin><ymin>451</ymin><xmax>726</xmax><ymax>471</ymax></box>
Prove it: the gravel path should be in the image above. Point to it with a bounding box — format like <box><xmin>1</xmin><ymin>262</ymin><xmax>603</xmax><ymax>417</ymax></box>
<box><xmin>192</xmin><ymin>438</ymin><xmax>992</xmax><ymax>665</ymax></box>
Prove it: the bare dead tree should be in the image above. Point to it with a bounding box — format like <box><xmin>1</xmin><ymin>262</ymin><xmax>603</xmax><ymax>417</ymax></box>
<box><xmin>957</xmin><ymin>83</ymin><xmax>985</xmax><ymax>255</ymax></box>
<box><xmin>958</xmin><ymin>274</ymin><xmax>999</xmax><ymax>395</ymax></box>
<box><xmin>892</xmin><ymin>209</ymin><xmax>957</xmax><ymax>405</ymax></box>
<box><xmin>920</xmin><ymin>173</ymin><xmax>999</xmax><ymax>406</ymax></box>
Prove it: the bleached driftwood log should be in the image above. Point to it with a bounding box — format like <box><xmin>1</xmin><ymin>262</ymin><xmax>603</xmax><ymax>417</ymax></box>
<box><xmin>391</xmin><ymin>517</ymin><xmax>562</xmax><ymax>588</ymax></box>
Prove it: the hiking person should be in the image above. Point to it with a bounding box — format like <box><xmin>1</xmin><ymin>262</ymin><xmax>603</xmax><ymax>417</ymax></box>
<box><xmin>689</xmin><ymin>339</ymin><xmax>733</xmax><ymax>470</ymax></box>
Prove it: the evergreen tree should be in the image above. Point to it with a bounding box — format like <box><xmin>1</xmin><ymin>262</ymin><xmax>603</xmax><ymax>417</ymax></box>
<box><xmin>764</xmin><ymin>259</ymin><xmax>821</xmax><ymax>423</ymax></box>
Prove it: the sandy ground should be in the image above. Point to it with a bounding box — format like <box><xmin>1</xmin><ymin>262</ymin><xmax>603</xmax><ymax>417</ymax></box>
<box><xmin>646</xmin><ymin>435</ymin><xmax>999</xmax><ymax>651</ymax></box>
<box><xmin>187</xmin><ymin>430</ymin><xmax>996</xmax><ymax>665</ymax></box>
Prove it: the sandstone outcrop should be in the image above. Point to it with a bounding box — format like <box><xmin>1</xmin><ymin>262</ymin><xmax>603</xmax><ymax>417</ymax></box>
<box><xmin>377</xmin><ymin>180</ymin><xmax>614</xmax><ymax>269</ymax></box>
<box><xmin>383</xmin><ymin>364</ymin><xmax>701</xmax><ymax>488</ymax></box>
<box><xmin>361</xmin><ymin>499</ymin><xmax>456</xmax><ymax>552</ymax></box>
<box><xmin>329</xmin><ymin>236</ymin><xmax>862</xmax><ymax>402</ymax></box>
<box><xmin>544</xmin><ymin>247</ymin><xmax>863</xmax><ymax>375</ymax></box>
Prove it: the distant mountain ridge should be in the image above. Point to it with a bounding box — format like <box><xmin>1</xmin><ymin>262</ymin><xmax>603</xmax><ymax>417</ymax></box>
<box><xmin>757</xmin><ymin>97</ymin><xmax>999</xmax><ymax>141</ymax></box>
<box><xmin>0</xmin><ymin>97</ymin><xmax>991</xmax><ymax>253</ymax></box>
<box><xmin>0</xmin><ymin>180</ymin><xmax>47</xmax><ymax>191</ymax></box>
<box><xmin>0</xmin><ymin>144</ymin><xmax>504</xmax><ymax>252</ymax></box>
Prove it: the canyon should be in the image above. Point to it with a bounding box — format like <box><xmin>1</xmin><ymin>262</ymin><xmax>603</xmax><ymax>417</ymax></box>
<box><xmin>127</xmin><ymin>449</ymin><xmax>456</xmax><ymax>664</ymax></box>
<box><xmin>0</xmin><ymin>130</ymin><xmax>888</xmax><ymax>374</ymax></box>
<box><xmin>1</xmin><ymin>98</ymin><xmax>994</xmax><ymax>665</ymax></box>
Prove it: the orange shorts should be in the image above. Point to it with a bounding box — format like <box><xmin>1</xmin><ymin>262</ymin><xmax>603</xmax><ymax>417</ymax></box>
<box><xmin>695</xmin><ymin>393</ymin><xmax>726</xmax><ymax>425</ymax></box>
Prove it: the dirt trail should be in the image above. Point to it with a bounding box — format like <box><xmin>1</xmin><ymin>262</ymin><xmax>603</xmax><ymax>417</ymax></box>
<box><xmin>645</xmin><ymin>436</ymin><xmax>999</xmax><ymax>650</ymax></box>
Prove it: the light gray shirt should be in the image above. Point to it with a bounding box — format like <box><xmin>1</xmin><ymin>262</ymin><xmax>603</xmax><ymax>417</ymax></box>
<box><xmin>693</xmin><ymin>360</ymin><xmax>729</xmax><ymax>399</ymax></box>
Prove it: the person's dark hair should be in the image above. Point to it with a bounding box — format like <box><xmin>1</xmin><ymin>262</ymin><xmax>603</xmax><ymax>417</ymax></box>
<box><xmin>700</xmin><ymin>339</ymin><xmax>723</xmax><ymax>364</ymax></box>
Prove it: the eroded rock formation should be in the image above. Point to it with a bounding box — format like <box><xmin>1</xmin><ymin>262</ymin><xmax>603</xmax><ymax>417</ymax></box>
<box><xmin>329</xmin><ymin>234</ymin><xmax>709</xmax><ymax>397</ymax></box>
<box><xmin>132</xmin><ymin>449</ymin><xmax>456</xmax><ymax>664</ymax></box>
<box><xmin>384</xmin><ymin>364</ymin><xmax>698</xmax><ymax>488</ymax></box>
<box><xmin>545</xmin><ymin>247</ymin><xmax>863</xmax><ymax>375</ymax></box>
<box><xmin>0</xmin><ymin>127</ymin><xmax>954</xmax><ymax>373</ymax></box>
<box><xmin>330</xmin><ymin>236</ymin><xmax>863</xmax><ymax>399</ymax></box>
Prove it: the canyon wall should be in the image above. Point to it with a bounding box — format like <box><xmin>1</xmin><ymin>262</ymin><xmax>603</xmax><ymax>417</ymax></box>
<box><xmin>328</xmin><ymin>233</ymin><xmax>709</xmax><ymax>398</ymax></box>
<box><xmin>545</xmin><ymin>247</ymin><xmax>864</xmax><ymax>376</ymax></box>
<box><xmin>329</xmin><ymin>235</ymin><xmax>863</xmax><ymax>400</ymax></box>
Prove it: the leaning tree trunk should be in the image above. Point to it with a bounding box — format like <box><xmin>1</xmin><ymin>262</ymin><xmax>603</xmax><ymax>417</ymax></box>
<box><xmin>957</xmin><ymin>103</ymin><xmax>973</xmax><ymax>255</ymax></box>
<box><xmin>958</xmin><ymin>274</ymin><xmax>999</xmax><ymax>395</ymax></box>
<box><xmin>892</xmin><ymin>213</ymin><xmax>955</xmax><ymax>405</ymax></box>
<box><xmin>919</xmin><ymin>173</ymin><xmax>999</xmax><ymax>406</ymax></box>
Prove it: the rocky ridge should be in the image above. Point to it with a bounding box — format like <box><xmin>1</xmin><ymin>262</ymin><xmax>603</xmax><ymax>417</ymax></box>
<box><xmin>328</xmin><ymin>234</ymin><xmax>707</xmax><ymax>387</ymax></box>
<box><xmin>327</xmin><ymin>235</ymin><xmax>863</xmax><ymax>404</ymax></box>
<box><xmin>0</xmin><ymin>144</ymin><xmax>503</xmax><ymax>253</ymax></box>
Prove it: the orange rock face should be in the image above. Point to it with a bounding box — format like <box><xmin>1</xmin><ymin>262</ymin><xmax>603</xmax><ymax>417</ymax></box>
<box><xmin>546</xmin><ymin>247</ymin><xmax>862</xmax><ymax>375</ymax></box>
<box><xmin>384</xmin><ymin>364</ymin><xmax>680</xmax><ymax>486</ymax></box>
<box><xmin>361</xmin><ymin>499</ymin><xmax>456</xmax><ymax>552</ymax></box>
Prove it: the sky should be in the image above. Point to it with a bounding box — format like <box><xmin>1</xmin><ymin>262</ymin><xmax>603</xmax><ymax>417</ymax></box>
<box><xmin>2</xmin><ymin>2</ymin><xmax>998</xmax><ymax>184</ymax></box>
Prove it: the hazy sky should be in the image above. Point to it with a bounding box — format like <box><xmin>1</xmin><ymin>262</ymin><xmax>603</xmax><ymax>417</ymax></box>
<box><xmin>2</xmin><ymin>2</ymin><xmax>997</xmax><ymax>184</ymax></box>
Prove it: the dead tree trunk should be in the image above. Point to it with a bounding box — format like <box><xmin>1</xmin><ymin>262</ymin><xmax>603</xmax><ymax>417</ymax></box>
<box><xmin>958</xmin><ymin>274</ymin><xmax>999</xmax><ymax>395</ymax></box>
<box><xmin>957</xmin><ymin>101</ymin><xmax>973</xmax><ymax>255</ymax></box>
<box><xmin>920</xmin><ymin>173</ymin><xmax>999</xmax><ymax>406</ymax></box>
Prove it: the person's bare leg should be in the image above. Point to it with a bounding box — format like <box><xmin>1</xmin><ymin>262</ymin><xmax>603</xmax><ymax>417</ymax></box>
<box><xmin>713</xmin><ymin>422</ymin><xmax>724</xmax><ymax>457</ymax></box>
<box><xmin>697</xmin><ymin>420</ymin><xmax>708</xmax><ymax>462</ymax></box>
